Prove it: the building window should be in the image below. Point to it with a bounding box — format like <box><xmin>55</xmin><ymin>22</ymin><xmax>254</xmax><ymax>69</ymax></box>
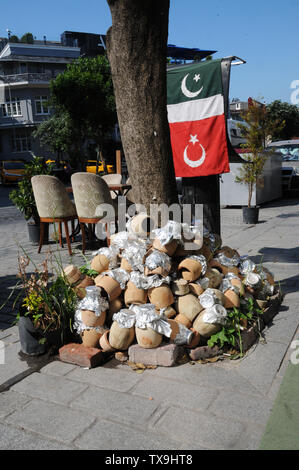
<box><xmin>35</xmin><ymin>96</ymin><xmax>49</xmax><ymax>115</ymax></box>
<box><xmin>1</xmin><ymin>98</ymin><xmax>22</xmax><ymax>117</ymax></box>
<box><xmin>11</xmin><ymin>132</ymin><xmax>31</xmax><ymax>152</ymax></box>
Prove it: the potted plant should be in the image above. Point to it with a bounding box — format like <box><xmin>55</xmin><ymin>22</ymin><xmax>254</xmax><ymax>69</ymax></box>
<box><xmin>16</xmin><ymin>252</ymin><xmax>78</xmax><ymax>355</ymax></box>
<box><xmin>9</xmin><ymin>156</ymin><xmax>53</xmax><ymax>244</ymax></box>
<box><xmin>235</xmin><ymin>100</ymin><xmax>284</xmax><ymax>224</ymax></box>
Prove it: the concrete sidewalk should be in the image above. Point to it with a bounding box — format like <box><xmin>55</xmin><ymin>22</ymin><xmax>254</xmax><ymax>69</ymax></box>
<box><xmin>0</xmin><ymin>193</ymin><xmax>299</xmax><ymax>450</ymax></box>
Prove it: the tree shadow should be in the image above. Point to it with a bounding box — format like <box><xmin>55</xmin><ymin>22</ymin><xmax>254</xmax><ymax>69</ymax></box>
<box><xmin>249</xmin><ymin>247</ymin><xmax>299</xmax><ymax>264</ymax></box>
<box><xmin>0</xmin><ymin>274</ymin><xmax>23</xmax><ymax>329</ymax></box>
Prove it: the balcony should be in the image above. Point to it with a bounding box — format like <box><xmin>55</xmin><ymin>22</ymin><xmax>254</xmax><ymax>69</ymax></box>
<box><xmin>0</xmin><ymin>72</ymin><xmax>58</xmax><ymax>84</ymax></box>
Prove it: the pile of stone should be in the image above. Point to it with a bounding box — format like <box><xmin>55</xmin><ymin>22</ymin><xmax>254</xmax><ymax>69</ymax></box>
<box><xmin>62</xmin><ymin>216</ymin><xmax>276</xmax><ymax>365</ymax></box>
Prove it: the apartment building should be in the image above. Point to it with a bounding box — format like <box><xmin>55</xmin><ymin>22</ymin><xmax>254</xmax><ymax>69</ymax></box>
<box><xmin>0</xmin><ymin>42</ymin><xmax>80</xmax><ymax>162</ymax></box>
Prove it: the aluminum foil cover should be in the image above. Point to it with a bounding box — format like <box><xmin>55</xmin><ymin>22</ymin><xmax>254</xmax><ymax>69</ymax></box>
<box><xmin>244</xmin><ymin>272</ymin><xmax>261</xmax><ymax>288</ymax></box>
<box><xmin>92</xmin><ymin>246</ymin><xmax>119</xmax><ymax>268</ymax></box>
<box><xmin>110</xmin><ymin>231</ymin><xmax>138</xmax><ymax>250</ymax></box>
<box><xmin>239</xmin><ymin>258</ymin><xmax>256</xmax><ymax>274</ymax></box>
<box><xmin>152</xmin><ymin>220</ymin><xmax>182</xmax><ymax>246</ymax></box>
<box><xmin>145</xmin><ymin>250</ymin><xmax>172</xmax><ymax>272</ymax></box>
<box><xmin>198</xmin><ymin>277</ymin><xmax>210</xmax><ymax>290</ymax></box>
<box><xmin>130</xmin><ymin>303</ymin><xmax>172</xmax><ymax>337</ymax></box>
<box><xmin>220</xmin><ymin>278</ymin><xmax>240</xmax><ymax>295</ymax></box>
<box><xmin>77</xmin><ymin>286</ymin><xmax>109</xmax><ymax>316</ymax></box>
<box><xmin>121</xmin><ymin>240</ymin><xmax>147</xmax><ymax>272</ymax></box>
<box><xmin>112</xmin><ymin>309</ymin><xmax>136</xmax><ymax>329</ymax></box>
<box><xmin>199</xmin><ymin>288</ymin><xmax>221</xmax><ymax>309</ymax></box>
<box><xmin>188</xmin><ymin>254</ymin><xmax>207</xmax><ymax>276</ymax></box>
<box><xmin>130</xmin><ymin>271</ymin><xmax>170</xmax><ymax>289</ymax></box>
<box><xmin>173</xmin><ymin>323</ymin><xmax>194</xmax><ymax>345</ymax></box>
<box><xmin>259</xmin><ymin>280</ymin><xmax>274</xmax><ymax>298</ymax></box>
<box><xmin>108</xmin><ymin>268</ymin><xmax>130</xmax><ymax>289</ymax></box>
<box><xmin>202</xmin><ymin>304</ymin><xmax>228</xmax><ymax>326</ymax></box>
<box><xmin>215</xmin><ymin>252</ymin><xmax>240</xmax><ymax>267</ymax></box>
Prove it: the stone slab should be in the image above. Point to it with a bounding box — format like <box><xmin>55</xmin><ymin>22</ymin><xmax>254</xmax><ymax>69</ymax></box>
<box><xmin>128</xmin><ymin>343</ymin><xmax>182</xmax><ymax>367</ymax></box>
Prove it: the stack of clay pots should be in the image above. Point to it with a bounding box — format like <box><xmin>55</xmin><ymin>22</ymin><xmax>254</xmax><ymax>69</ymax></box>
<box><xmin>66</xmin><ymin>218</ymin><xmax>275</xmax><ymax>355</ymax></box>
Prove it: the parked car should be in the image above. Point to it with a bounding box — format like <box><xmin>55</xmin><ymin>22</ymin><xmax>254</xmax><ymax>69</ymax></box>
<box><xmin>46</xmin><ymin>159</ymin><xmax>72</xmax><ymax>183</ymax></box>
<box><xmin>85</xmin><ymin>160</ymin><xmax>115</xmax><ymax>174</ymax></box>
<box><xmin>0</xmin><ymin>160</ymin><xmax>26</xmax><ymax>185</ymax></box>
<box><xmin>267</xmin><ymin>140</ymin><xmax>299</xmax><ymax>190</ymax></box>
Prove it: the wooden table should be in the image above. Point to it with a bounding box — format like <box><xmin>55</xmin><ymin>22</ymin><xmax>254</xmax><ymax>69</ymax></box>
<box><xmin>66</xmin><ymin>183</ymin><xmax>131</xmax><ymax>197</ymax></box>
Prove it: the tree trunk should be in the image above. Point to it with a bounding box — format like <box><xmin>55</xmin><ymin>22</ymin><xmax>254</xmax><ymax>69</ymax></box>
<box><xmin>106</xmin><ymin>0</ymin><xmax>178</xmax><ymax>208</ymax></box>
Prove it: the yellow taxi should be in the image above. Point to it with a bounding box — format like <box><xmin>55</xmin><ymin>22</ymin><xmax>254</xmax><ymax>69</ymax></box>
<box><xmin>86</xmin><ymin>160</ymin><xmax>115</xmax><ymax>174</ymax></box>
<box><xmin>0</xmin><ymin>160</ymin><xmax>25</xmax><ymax>184</ymax></box>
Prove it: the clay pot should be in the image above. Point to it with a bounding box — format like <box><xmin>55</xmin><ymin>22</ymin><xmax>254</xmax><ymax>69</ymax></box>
<box><xmin>81</xmin><ymin>329</ymin><xmax>102</xmax><ymax>348</ymax></box>
<box><xmin>178</xmin><ymin>258</ymin><xmax>203</xmax><ymax>282</ymax></box>
<box><xmin>148</xmin><ymin>285</ymin><xmax>174</xmax><ymax>309</ymax></box>
<box><xmin>230</xmin><ymin>277</ymin><xmax>245</xmax><ymax>295</ymax></box>
<box><xmin>63</xmin><ymin>265</ymin><xmax>83</xmax><ymax>285</ymax></box>
<box><xmin>120</xmin><ymin>257</ymin><xmax>132</xmax><ymax>273</ymax></box>
<box><xmin>217</xmin><ymin>246</ymin><xmax>239</xmax><ymax>258</ymax></box>
<box><xmin>192</xmin><ymin>311</ymin><xmax>222</xmax><ymax>338</ymax></box>
<box><xmin>109</xmin><ymin>321</ymin><xmax>135</xmax><ymax>350</ymax></box>
<box><xmin>189</xmin><ymin>283</ymin><xmax>204</xmax><ymax>296</ymax></box>
<box><xmin>124</xmin><ymin>281</ymin><xmax>148</xmax><ymax>306</ymax></box>
<box><xmin>90</xmin><ymin>254</ymin><xmax>110</xmax><ymax>274</ymax></box>
<box><xmin>74</xmin><ymin>275</ymin><xmax>95</xmax><ymax>299</ymax></box>
<box><xmin>176</xmin><ymin>294</ymin><xmax>203</xmax><ymax>322</ymax></box>
<box><xmin>223</xmin><ymin>289</ymin><xmax>240</xmax><ymax>309</ymax></box>
<box><xmin>167</xmin><ymin>319</ymin><xmax>181</xmax><ymax>340</ymax></box>
<box><xmin>188</xmin><ymin>328</ymin><xmax>202</xmax><ymax>349</ymax></box>
<box><xmin>107</xmin><ymin>297</ymin><xmax>123</xmax><ymax>326</ymax></box>
<box><xmin>209</xmin><ymin>260</ymin><xmax>239</xmax><ymax>277</ymax></box>
<box><xmin>162</xmin><ymin>305</ymin><xmax>177</xmax><ymax>319</ymax></box>
<box><xmin>205</xmin><ymin>268</ymin><xmax>224</xmax><ymax>288</ymax></box>
<box><xmin>174</xmin><ymin>314</ymin><xmax>192</xmax><ymax>329</ymax></box>
<box><xmin>99</xmin><ymin>330</ymin><xmax>116</xmax><ymax>352</ymax></box>
<box><xmin>152</xmin><ymin>238</ymin><xmax>178</xmax><ymax>256</ymax></box>
<box><xmin>81</xmin><ymin>309</ymin><xmax>106</xmax><ymax>328</ymax></box>
<box><xmin>210</xmin><ymin>289</ymin><xmax>226</xmax><ymax>305</ymax></box>
<box><xmin>198</xmin><ymin>244</ymin><xmax>213</xmax><ymax>261</ymax></box>
<box><xmin>171</xmin><ymin>279</ymin><xmax>190</xmax><ymax>296</ymax></box>
<box><xmin>135</xmin><ymin>326</ymin><xmax>163</xmax><ymax>349</ymax></box>
<box><xmin>95</xmin><ymin>274</ymin><xmax>122</xmax><ymax>301</ymax></box>
<box><xmin>129</xmin><ymin>213</ymin><xmax>154</xmax><ymax>236</ymax></box>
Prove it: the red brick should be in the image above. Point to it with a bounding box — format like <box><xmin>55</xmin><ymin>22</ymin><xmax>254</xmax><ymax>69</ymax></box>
<box><xmin>59</xmin><ymin>343</ymin><xmax>112</xmax><ymax>368</ymax></box>
<box><xmin>128</xmin><ymin>343</ymin><xmax>182</xmax><ymax>367</ymax></box>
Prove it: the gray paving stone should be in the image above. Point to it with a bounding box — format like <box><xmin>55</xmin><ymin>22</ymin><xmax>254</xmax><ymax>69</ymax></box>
<box><xmin>40</xmin><ymin>360</ymin><xmax>77</xmax><ymax>376</ymax></box>
<box><xmin>131</xmin><ymin>375</ymin><xmax>218</xmax><ymax>412</ymax></box>
<box><xmin>65</xmin><ymin>363</ymin><xmax>142</xmax><ymax>393</ymax></box>
<box><xmin>235</xmin><ymin>341</ymin><xmax>288</xmax><ymax>395</ymax></box>
<box><xmin>74</xmin><ymin>418</ymin><xmax>181</xmax><ymax>450</ymax></box>
<box><xmin>11</xmin><ymin>371</ymin><xmax>89</xmax><ymax>405</ymax></box>
<box><xmin>0</xmin><ymin>422</ymin><xmax>74</xmax><ymax>450</ymax></box>
<box><xmin>150</xmin><ymin>362</ymin><xmax>262</xmax><ymax>396</ymax></box>
<box><xmin>208</xmin><ymin>390</ymin><xmax>273</xmax><ymax>425</ymax></box>
<box><xmin>233</xmin><ymin>423</ymin><xmax>267</xmax><ymax>450</ymax></box>
<box><xmin>0</xmin><ymin>342</ymin><xmax>32</xmax><ymax>389</ymax></box>
<box><xmin>0</xmin><ymin>390</ymin><xmax>32</xmax><ymax>419</ymax></box>
<box><xmin>5</xmin><ymin>398</ymin><xmax>96</xmax><ymax>444</ymax></box>
<box><xmin>152</xmin><ymin>405</ymin><xmax>245</xmax><ymax>450</ymax></box>
<box><xmin>71</xmin><ymin>385</ymin><xmax>158</xmax><ymax>426</ymax></box>
<box><xmin>263</xmin><ymin>313</ymin><xmax>299</xmax><ymax>345</ymax></box>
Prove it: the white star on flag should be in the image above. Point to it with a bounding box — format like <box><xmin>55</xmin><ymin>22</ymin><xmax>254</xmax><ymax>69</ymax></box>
<box><xmin>189</xmin><ymin>134</ymin><xmax>199</xmax><ymax>145</ymax></box>
<box><xmin>193</xmin><ymin>74</ymin><xmax>201</xmax><ymax>82</ymax></box>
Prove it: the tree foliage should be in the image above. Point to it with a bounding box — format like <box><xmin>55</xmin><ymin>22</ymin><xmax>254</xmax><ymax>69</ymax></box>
<box><xmin>20</xmin><ymin>33</ymin><xmax>34</xmax><ymax>44</ymax></box>
<box><xmin>266</xmin><ymin>100</ymin><xmax>299</xmax><ymax>141</ymax></box>
<box><xmin>236</xmin><ymin>102</ymin><xmax>284</xmax><ymax>207</ymax></box>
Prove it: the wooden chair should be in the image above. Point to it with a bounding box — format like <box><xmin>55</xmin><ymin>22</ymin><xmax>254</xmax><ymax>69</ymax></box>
<box><xmin>102</xmin><ymin>173</ymin><xmax>122</xmax><ymax>199</ymax></box>
<box><xmin>31</xmin><ymin>175</ymin><xmax>78</xmax><ymax>256</ymax></box>
<box><xmin>71</xmin><ymin>172</ymin><xmax>116</xmax><ymax>254</ymax></box>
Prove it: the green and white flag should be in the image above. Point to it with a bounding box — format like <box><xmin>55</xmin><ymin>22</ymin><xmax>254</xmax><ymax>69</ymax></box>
<box><xmin>167</xmin><ymin>59</ymin><xmax>230</xmax><ymax>177</ymax></box>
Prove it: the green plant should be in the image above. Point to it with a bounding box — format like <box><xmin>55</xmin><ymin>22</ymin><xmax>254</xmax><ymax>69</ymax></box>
<box><xmin>235</xmin><ymin>101</ymin><xmax>284</xmax><ymax>207</ymax></box>
<box><xmin>9</xmin><ymin>156</ymin><xmax>53</xmax><ymax>224</ymax></box>
<box><xmin>16</xmin><ymin>250</ymin><xmax>78</xmax><ymax>345</ymax></box>
<box><xmin>207</xmin><ymin>296</ymin><xmax>263</xmax><ymax>356</ymax></box>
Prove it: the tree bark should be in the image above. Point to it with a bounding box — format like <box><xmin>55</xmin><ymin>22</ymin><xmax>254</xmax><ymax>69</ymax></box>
<box><xmin>106</xmin><ymin>0</ymin><xmax>178</xmax><ymax>208</ymax></box>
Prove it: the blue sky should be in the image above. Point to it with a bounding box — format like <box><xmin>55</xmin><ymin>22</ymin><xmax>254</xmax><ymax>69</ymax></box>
<box><xmin>1</xmin><ymin>0</ymin><xmax>298</xmax><ymax>104</ymax></box>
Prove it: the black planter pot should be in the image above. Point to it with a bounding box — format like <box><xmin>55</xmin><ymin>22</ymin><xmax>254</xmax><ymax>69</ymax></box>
<box><xmin>27</xmin><ymin>222</ymin><xmax>49</xmax><ymax>246</ymax></box>
<box><xmin>242</xmin><ymin>206</ymin><xmax>260</xmax><ymax>224</ymax></box>
<box><xmin>18</xmin><ymin>316</ymin><xmax>47</xmax><ymax>356</ymax></box>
